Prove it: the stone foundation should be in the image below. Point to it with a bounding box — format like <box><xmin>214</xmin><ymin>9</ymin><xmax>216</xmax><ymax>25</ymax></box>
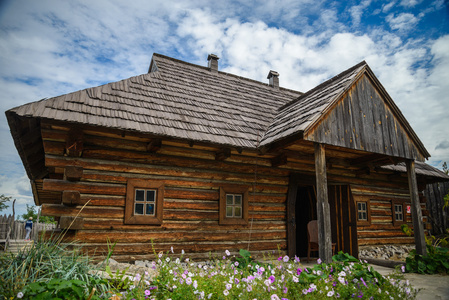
<box><xmin>359</xmin><ymin>244</ymin><xmax>415</xmax><ymax>261</ymax></box>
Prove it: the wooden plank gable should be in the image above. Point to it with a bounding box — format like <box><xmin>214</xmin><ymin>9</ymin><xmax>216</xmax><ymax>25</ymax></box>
<box><xmin>303</xmin><ymin>74</ymin><xmax>426</xmax><ymax>161</ymax></box>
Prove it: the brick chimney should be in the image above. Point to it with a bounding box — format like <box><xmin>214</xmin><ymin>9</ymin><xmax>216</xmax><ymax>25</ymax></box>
<box><xmin>267</xmin><ymin>70</ymin><xmax>279</xmax><ymax>89</ymax></box>
<box><xmin>207</xmin><ymin>54</ymin><xmax>219</xmax><ymax>73</ymax></box>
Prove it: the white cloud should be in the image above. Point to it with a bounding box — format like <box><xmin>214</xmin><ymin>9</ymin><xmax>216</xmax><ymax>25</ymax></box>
<box><xmin>0</xmin><ymin>0</ymin><xmax>448</xmax><ymax>214</ymax></box>
<box><xmin>386</xmin><ymin>12</ymin><xmax>420</xmax><ymax>31</ymax></box>
<box><xmin>349</xmin><ymin>0</ymin><xmax>372</xmax><ymax>27</ymax></box>
<box><xmin>382</xmin><ymin>1</ymin><xmax>396</xmax><ymax>13</ymax></box>
<box><xmin>400</xmin><ymin>0</ymin><xmax>423</xmax><ymax>7</ymax></box>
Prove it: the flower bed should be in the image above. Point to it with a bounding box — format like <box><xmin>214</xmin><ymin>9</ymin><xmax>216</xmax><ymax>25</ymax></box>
<box><xmin>118</xmin><ymin>249</ymin><xmax>417</xmax><ymax>300</ymax></box>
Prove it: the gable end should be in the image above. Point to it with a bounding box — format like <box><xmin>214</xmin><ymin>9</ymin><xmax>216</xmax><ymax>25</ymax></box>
<box><xmin>303</xmin><ymin>73</ymin><xmax>428</xmax><ymax>161</ymax></box>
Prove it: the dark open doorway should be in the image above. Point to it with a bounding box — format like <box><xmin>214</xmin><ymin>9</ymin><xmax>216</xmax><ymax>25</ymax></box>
<box><xmin>295</xmin><ymin>186</ymin><xmax>316</xmax><ymax>257</ymax></box>
<box><xmin>293</xmin><ymin>185</ymin><xmax>358</xmax><ymax>258</ymax></box>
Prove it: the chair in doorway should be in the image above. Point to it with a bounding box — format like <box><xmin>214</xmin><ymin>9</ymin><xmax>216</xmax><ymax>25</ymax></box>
<box><xmin>307</xmin><ymin>220</ymin><xmax>336</xmax><ymax>262</ymax></box>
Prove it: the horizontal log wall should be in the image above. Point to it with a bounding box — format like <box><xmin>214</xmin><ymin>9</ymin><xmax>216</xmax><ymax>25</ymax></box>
<box><xmin>40</xmin><ymin>123</ymin><xmax>288</xmax><ymax>261</ymax></box>
<box><xmin>351</xmin><ymin>185</ymin><xmax>428</xmax><ymax>246</ymax></box>
<box><xmin>39</xmin><ymin>123</ymin><xmax>430</xmax><ymax>261</ymax></box>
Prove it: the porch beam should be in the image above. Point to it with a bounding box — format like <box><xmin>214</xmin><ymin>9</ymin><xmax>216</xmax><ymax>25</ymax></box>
<box><xmin>406</xmin><ymin>160</ymin><xmax>427</xmax><ymax>256</ymax></box>
<box><xmin>314</xmin><ymin>143</ymin><xmax>333</xmax><ymax>263</ymax></box>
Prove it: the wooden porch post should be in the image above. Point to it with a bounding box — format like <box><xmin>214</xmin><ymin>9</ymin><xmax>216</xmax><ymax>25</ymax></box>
<box><xmin>287</xmin><ymin>173</ymin><xmax>300</xmax><ymax>258</ymax></box>
<box><xmin>314</xmin><ymin>143</ymin><xmax>332</xmax><ymax>263</ymax></box>
<box><xmin>406</xmin><ymin>160</ymin><xmax>427</xmax><ymax>256</ymax></box>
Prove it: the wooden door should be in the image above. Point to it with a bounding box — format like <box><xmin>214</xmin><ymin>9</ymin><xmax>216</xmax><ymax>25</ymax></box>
<box><xmin>328</xmin><ymin>185</ymin><xmax>358</xmax><ymax>257</ymax></box>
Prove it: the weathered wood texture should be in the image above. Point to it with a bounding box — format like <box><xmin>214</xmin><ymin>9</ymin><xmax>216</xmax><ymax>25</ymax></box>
<box><xmin>314</xmin><ymin>143</ymin><xmax>332</xmax><ymax>263</ymax></box>
<box><xmin>38</xmin><ymin>122</ymin><xmax>430</xmax><ymax>261</ymax></box>
<box><xmin>424</xmin><ymin>181</ymin><xmax>449</xmax><ymax>235</ymax></box>
<box><xmin>304</xmin><ymin>75</ymin><xmax>425</xmax><ymax>162</ymax></box>
<box><xmin>40</xmin><ymin>123</ymin><xmax>289</xmax><ymax>260</ymax></box>
<box><xmin>407</xmin><ymin>160</ymin><xmax>427</xmax><ymax>255</ymax></box>
<box><xmin>352</xmin><ymin>185</ymin><xmax>428</xmax><ymax>246</ymax></box>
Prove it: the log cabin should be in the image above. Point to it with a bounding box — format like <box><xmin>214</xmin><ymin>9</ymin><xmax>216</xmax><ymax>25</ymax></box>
<box><xmin>6</xmin><ymin>53</ymin><xmax>449</xmax><ymax>262</ymax></box>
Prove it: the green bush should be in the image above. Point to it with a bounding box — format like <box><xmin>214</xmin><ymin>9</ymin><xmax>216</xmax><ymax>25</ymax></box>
<box><xmin>405</xmin><ymin>245</ymin><xmax>449</xmax><ymax>274</ymax></box>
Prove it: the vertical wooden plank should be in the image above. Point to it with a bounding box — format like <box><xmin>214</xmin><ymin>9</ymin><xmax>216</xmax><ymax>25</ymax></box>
<box><xmin>287</xmin><ymin>173</ymin><xmax>300</xmax><ymax>258</ymax></box>
<box><xmin>406</xmin><ymin>160</ymin><xmax>427</xmax><ymax>256</ymax></box>
<box><xmin>314</xmin><ymin>143</ymin><xmax>332</xmax><ymax>263</ymax></box>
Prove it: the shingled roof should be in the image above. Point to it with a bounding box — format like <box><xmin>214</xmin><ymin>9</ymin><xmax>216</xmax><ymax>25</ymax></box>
<box><xmin>7</xmin><ymin>53</ymin><xmax>302</xmax><ymax>149</ymax></box>
<box><xmin>7</xmin><ymin>53</ymin><xmax>448</xmax><ymax>181</ymax></box>
<box><xmin>260</xmin><ymin>61</ymin><xmax>366</xmax><ymax>146</ymax></box>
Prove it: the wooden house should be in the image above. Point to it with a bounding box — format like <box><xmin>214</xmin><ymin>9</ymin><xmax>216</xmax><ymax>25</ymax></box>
<box><xmin>6</xmin><ymin>53</ymin><xmax>449</xmax><ymax>262</ymax></box>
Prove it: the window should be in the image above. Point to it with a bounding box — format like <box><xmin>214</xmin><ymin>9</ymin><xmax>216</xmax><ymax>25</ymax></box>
<box><xmin>125</xmin><ymin>179</ymin><xmax>164</xmax><ymax>225</ymax></box>
<box><xmin>357</xmin><ymin>202</ymin><xmax>368</xmax><ymax>221</ymax></box>
<box><xmin>219</xmin><ymin>186</ymin><xmax>249</xmax><ymax>225</ymax></box>
<box><xmin>226</xmin><ymin>194</ymin><xmax>243</xmax><ymax>218</ymax></box>
<box><xmin>355</xmin><ymin>200</ymin><xmax>370</xmax><ymax>225</ymax></box>
<box><xmin>392</xmin><ymin>201</ymin><xmax>406</xmax><ymax>226</ymax></box>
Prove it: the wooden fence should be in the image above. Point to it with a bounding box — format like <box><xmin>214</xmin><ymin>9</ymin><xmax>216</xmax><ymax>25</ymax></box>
<box><xmin>0</xmin><ymin>214</ymin><xmax>57</xmax><ymax>241</ymax></box>
<box><xmin>424</xmin><ymin>181</ymin><xmax>449</xmax><ymax>235</ymax></box>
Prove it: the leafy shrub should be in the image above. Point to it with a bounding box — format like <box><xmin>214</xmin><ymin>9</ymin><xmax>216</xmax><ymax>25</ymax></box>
<box><xmin>405</xmin><ymin>245</ymin><xmax>449</xmax><ymax>274</ymax></box>
<box><xmin>22</xmin><ymin>278</ymin><xmax>101</xmax><ymax>300</ymax></box>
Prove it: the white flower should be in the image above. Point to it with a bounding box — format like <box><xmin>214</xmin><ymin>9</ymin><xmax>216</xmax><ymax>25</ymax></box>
<box><xmin>200</xmin><ymin>291</ymin><xmax>205</xmax><ymax>298</ymax></box>
<box><xmin>338</xmin><ymin>271</ymin><xmax>346</xmax><ymax>277</ymax></box>
<box><xmin>188</xmin><ymin>272</ymin><xmax>194</xmax><ymax>277</ymax></box>
<box><xmin>171</xmin><ymin>246</ymin><xmax>174</xmax><ymax>253</ymax></box>
<box><xmin>182</xmin><ymin>249</ymin><xmax>185</xmax><ymax>254</ymax></box>
<box><xmin>317</xmin><ymin>258</ymin><xmax>322</xmax><ymax>264</ymax></box>
<box><xmin>283</xmin><ymin>255</ymin><xmax>289</xmax><ymax>262</ymax></box>
<box><xmin>225</xmin><ymin>250</ymin><xmax>231</xmax><ymax>256</ymax></box>
<box><xmin>226</xmin><ymin>283</ymin><xmax>232</xmax><ymax>290</ymax></box>
<box><xmin>292</xmin><ymin>275</ymin><xmax>299</xmax><ymax>283</ymax></box>
<box><xmin>338</xmin><ymin>276</ymin><xmax>345</xmax><ymax>284</ymax></box>
<box><xmin>207</xmin><ymin>293</ymin><xmax>213</xmax><ymax>299</ymax></box>
<box><xmin>264</xmin><ymin>279</ymin><xmax>271</xmax><ymax>287</ymax></box>
<box><xmin>169</xmin><ymin>270</ymin><xmax>173</xmax><ymax>274</ymax></box>
<box><xmin>193</xmin><ymin>280</ymin><xmax>198</xmax><ymax>289</ymax></box>
<box><xmin>166</xmin><ymin>257</ymin><xmax>170</xmax><ymax>263</ymax></box>
<box><xmin>173</xmin><ymin>285</ymin><xmax>177</xmax><ymax>289</ymax></box>
<box><xmin>175</xmin><ymin>258</ymin><xmax>180</xmax><ymax>264</ymax></box>
<box><xmin>17</xmin><ymin>292</ymin><xmax>24</xmax><ymax>299</ymax></box>
<box><xmin>223</xmin><ymin>290</ymin><xmax>229</xmax><ymax>296</ymax></box>
<box><xmin>158</xmin><ymin>253</ymin><xmax>163</xmax><ymax>258</ymax></box>
<box><xmin>327</xmin><ymin>290</ymin><xmax>334</xmax><ymax>297</ymax></box>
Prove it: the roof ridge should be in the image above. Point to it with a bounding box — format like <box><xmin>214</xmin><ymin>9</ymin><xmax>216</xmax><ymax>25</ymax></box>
<box><xmin>151</xmin><ymin>53</ymin><xmax>302</xmax><ymax>95</ymax></box>
<box><xmin>278</xmin><ymin>60</ymin><xmax>367</xmax><ymax>112</ymax></box>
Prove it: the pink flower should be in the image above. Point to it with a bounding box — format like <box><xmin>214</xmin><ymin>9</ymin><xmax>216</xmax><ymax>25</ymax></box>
<box><xmin>317</xmin><ymin>258</ymin><xmax>322</xmax><ymax>264</ymax></box>
<box><xmin>283</xmin><ymin>255</ymin><xmax>289</xmax><ymax>262</ymax></box>
<box><xmin>278</xmin><ymin>257</ymin><xmax>282</xmax><ymax>261</ymax></box>
<box><xmin>271</xmin><ymin>294</ymin><xmax>280</xmax><ymax>300</ymax></box>
<box><xmin>269</xmin><ymin>275</ymin><xmax>276</xmax><ymax>283</ymax></box>
<box><xmin>297</xmin><ymin>268</ymin><xmax>302</xmax><ymax>275</ymax></box>
<box><xmin>144</xmin><ymin>290</ymin><xmax>151</xmax><ymax>296</ymax></box>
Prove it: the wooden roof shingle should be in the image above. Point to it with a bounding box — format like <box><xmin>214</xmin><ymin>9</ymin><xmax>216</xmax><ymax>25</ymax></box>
<box><xmin>7</xmin><ymin>53</ymin><xmax>446</xmax><ymax>180</ymax></box>
<box><xmin>8</xmin><ymin>53</ymin><xmax>302</xmax><ymax>149</ymax></box>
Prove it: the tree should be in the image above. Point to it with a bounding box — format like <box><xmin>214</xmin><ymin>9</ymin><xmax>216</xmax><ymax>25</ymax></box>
<box><xmin>20</xmin><ymin>204</ymin><xmax>55</xmax><ymax>224</ymax></box>
<box><xmin>0</xmin><ymin>194</ymin><xmax>11</xmax><ymax>212</ymax></box>
<box><xmin>443</xmin><ymin>162</ymin><xmax>448</xmax><ymax>175</ymax></box>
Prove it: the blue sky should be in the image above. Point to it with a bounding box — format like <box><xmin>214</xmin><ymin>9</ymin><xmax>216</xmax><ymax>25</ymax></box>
<box><xmin>0</xmin><ymin>0</ymin><xmax>448</xmax><ymax>217</ymax></box>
